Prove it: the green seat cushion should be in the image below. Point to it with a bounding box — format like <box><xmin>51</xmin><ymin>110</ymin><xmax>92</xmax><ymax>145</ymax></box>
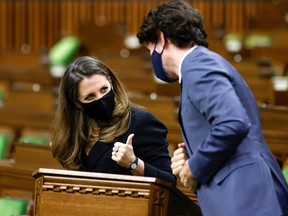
<box><xmin>0</xmin><ymin>133</ymin><xmax>9</xmax><ymax>159</ymax></box>
<box><xmin>0</xmin><ymin>197</ymin><xmax>29</xmax><ymax>216</ymax></box>
<box><xmin>18</xmin><ymin>136</ymin><xmax>49</xmax><ymax>145</ymax></box>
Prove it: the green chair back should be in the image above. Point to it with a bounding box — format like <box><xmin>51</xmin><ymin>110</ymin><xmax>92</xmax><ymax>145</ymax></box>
<box><xmin>0</xmin><ymin>133</ymin><xmax>9</xmax><ymax>159</ymax></box>
<box><xmin>18</xmin><ymin>136</ymin><xmax>49</xmax><ymax>145</ymax></box>
<box><xmin>0</xmin><ymin>89</ymin><xmax>5</xmax><ymax>105</ymax></box>
<box><xmin>283</xmin><ymin>167</ymin><xmax>288</xmax><ymax>183</ymax></box>
<box><xmin>49</xmin><ymin>36</ymin><xmax>81</xmax><ymax>66</ymax></box>
<box><xmin>0</xmin><ymin>197</ymin><xmax>29</xmax><ymax>216</ymax></box>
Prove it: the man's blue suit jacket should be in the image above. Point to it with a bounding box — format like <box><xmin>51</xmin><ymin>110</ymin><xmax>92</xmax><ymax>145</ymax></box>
<box><xmin>179</xmin><ymin>46</ymin><xmax>288</xmax><ymax>215</ymax></box>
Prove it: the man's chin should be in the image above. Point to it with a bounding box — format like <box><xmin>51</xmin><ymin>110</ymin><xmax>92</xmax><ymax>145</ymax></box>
<box><xmin>167</xmin><ymin>74</ymin><xmax>179</xmax><ymax>82</ymax></box>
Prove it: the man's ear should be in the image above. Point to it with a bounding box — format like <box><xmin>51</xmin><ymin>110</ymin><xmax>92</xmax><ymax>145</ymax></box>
<box><xmin>158</xmin><ymin>31</ymin><xmax>166</xmax><ymax>47</ymax></box>
<box><xmin>155</xmin><ymin>31</ymin><xmax>166</xmax><ymax>52</ymax></box>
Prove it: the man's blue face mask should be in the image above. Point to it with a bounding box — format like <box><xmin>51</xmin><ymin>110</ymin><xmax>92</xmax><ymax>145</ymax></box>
<box><xmin>151</xmin><ymin>45</ymin><xmax>177</xmax><ymax>83</ymax></box>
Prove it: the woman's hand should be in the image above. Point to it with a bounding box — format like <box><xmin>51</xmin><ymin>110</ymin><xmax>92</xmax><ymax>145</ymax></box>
<box><xmin>111</xmin><ymin>134</ymin><xmax>135</xmax><ymax>168</ymax></box>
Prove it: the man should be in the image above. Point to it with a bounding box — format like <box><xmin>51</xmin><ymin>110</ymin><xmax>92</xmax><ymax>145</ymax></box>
<box><xmin>137</xmin><ymin>0</ymin><xmax>288</xmax><ymax>215</ymax></box>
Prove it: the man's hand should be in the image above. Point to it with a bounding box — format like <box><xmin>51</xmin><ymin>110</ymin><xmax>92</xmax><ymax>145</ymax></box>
<box><xmin>179</xmin><ymin>160</ymin><xmax>198</xmax><ymax>192</ymax></box>
<box><xmin>171</xmin><ymin>142</ymin><xmax>188</xmax><ymax>175</ymax></box>
<box><xmin>171</xmin><ymin>142</ymin><xmax>198</xmax><ymax>192</ymax></box>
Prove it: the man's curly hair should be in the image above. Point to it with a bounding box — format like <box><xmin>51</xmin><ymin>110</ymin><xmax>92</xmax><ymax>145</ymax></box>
<box><xmin>137</xmin><ymin>0</ymin><xmax>208</xmax><ymax>48</ymax></box>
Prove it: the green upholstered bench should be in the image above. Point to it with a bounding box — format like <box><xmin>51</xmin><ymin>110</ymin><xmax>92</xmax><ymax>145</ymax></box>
<box><xmin>49</xmin><ymin>36</ymin><xmax>81</xmax><ymax>66</ymax></box>
<box><xmin>0</xmin><ymin>133</ymin><xmax>9</xmax><ymax>159</ymax></box>
<box><xmin>283</xmin><ymin>167</ymin><xmax>288</xmax><ymax>183</ymax></box>
<box><xmin>0</xmin><ymin>89</ymin><xmax>5</xmax><ymax>106</ymax></box>
<box><xmin>0</xmin><ymin>196</ymin><xmax>29</xmax><ymax>216</ymax></box>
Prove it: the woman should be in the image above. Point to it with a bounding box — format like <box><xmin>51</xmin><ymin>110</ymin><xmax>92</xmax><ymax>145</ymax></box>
<box><xmin>50</xmin><ymin>56</ymin><xmax>175</xmax><ymax>184</ymax></box>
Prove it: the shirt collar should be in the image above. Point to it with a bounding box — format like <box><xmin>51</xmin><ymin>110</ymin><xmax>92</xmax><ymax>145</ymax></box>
<box><xmin>178</xmin><ymin>45</ymin><xmax>198</xmax><ymax>83</ymax></box>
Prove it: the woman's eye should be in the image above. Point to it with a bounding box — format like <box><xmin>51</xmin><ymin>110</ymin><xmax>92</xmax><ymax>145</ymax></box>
<box><xmin>100</xmin><ymin>87</ymin><xmax>109</xmax><ymax>93</ymax></box>
<box><xmin>85</xmin><ymin>94</ymin><xmax>96</xmax><ymax>101</ymax></box>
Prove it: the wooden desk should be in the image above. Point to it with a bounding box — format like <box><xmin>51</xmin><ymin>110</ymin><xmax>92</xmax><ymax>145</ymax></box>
<box><xmin>33</xmin><ymin>168</ymin><xmax>202</xmax><ymax>216</ymax></box>
<box><xmin>0</xmin><ymin>164</ymin><xmax>34</xmax><ymax>196</ymax></box>
<box><xmin>13</xmin><ymin>142</ymin><xmax>62</xmax><ymax>171</ymax></box>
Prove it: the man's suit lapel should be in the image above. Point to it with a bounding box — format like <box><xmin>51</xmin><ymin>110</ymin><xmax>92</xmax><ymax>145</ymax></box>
<box><xmin>178</xmin><ymin>83</ymin><xmax>188</xmax><ymax>144</ymax></box>
<box><xmin>179</xmin><ymin>76</ymin><xmax>193</xmax><ymax>155</ymax></box>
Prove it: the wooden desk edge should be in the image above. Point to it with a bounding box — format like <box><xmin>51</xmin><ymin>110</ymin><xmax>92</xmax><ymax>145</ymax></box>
<box><xmin>32</xmin><ymin>167</ymin><xmax>172</xmax><ymax>187</ymax></box>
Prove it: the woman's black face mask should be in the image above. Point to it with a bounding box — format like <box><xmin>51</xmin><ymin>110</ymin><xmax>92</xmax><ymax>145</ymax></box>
<box><xmin>80</xmin><ymin>89</ymin><xmax>115</xmax><ymax>122</ymax></box>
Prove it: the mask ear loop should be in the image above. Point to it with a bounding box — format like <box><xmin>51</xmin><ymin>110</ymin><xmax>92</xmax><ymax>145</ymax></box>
<box><xmin>160</xmin><ymin>32</ymin><xmax>168</xmax><ymax>54</ymax></box>
<box><xmin>160</xmin><ymin>42</ymin><xmax>166</xmax><ymax>55</ymax></box>
<box><xmin>154</xmin><ymin>41</ymin><xmax>166</xmax><ymax>55</ymax></box>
